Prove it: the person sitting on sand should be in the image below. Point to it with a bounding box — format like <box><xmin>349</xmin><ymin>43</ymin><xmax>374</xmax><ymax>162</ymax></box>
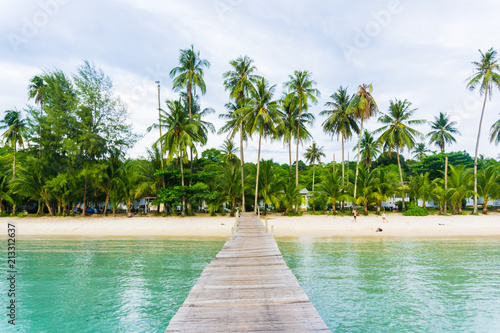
<box><xmin>382</xmin><ymin>210</ymin><xmax>388</xmax><ymax>223</ymax></box>
<box><xmin>352</xmin><ymin>209</ymin><xmax>357</xmax><ymax>223</ymax></box>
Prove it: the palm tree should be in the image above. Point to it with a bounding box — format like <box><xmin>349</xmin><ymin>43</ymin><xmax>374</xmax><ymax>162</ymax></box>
<box><xmin>0</xmin><ymin>109</ymin><xmax>28</xmax><ymax>180</ymax></box>
<box><xmin>350</xmin><ymin>165</ymin><xmax>376</xmax><ymax>215</ymax></box>
<box><xmin>217</xmin><ymin>162</ymin><xmax>241</xmax><ymax>217</ymax></box>
<box><xmin>170</xmin><ymin>45</ymin><xmax>210</xmax><ymax>178</ymax></box>
<box><xmin>156</xmin><ymin>99</ymin><xmax>203</xmax><ymax>216</ymax></box>
<box><xmin>222</xmin><ymin>56</ymin><xmax>260</xmax><ymax>212</ymax></box>
<box><xmin>408</xmin><ymin>172</ymin><xmax>432</xmax><ymax>208</ymax></box>
<box><xmin>28</xmin><ymin>75</ymin><xmax>46</xmax><ymax>150</ymax></box>
<box><xmin>372</xmin><ymin>167</ymin><xmax>396</xmax><ymax>214</ymax></box>
<box><xmin>490</xmin><ymin>116</ymin><xmax>500</xmax><ymax>145</ymax></box>
<box><xmin>304</xmin><ymin>142</ymin><xmax>325</xmax><ymax>191</ymax></box>
<box><xmin>253</xmin><ymin>160</ymin><xmax>282</xmax><ymax>215</ymax></box>
<box><xmin>447</xmin><ymin>164</ymin><xmax>474</xmax><ymax>214</ymax></box>
<box><xmin>219</xmin><ymin>139</ymin><xmax>239</xmax><ymax>165</ymax></box>
<box><xmin>321</xmin><ymin>86</ymin><xmax>359</xmax><ymax>186</ymax></box>
<box><xmin>277</xmin><ymin>179</ymin><xmax>301</xmax><ymax>216</ymax></box>
<box><xmin>375</xmin><ymin>99</ymin><xmax>425</xmax><ymax>187</ymax></box>
<box><xmin>0</xmin><ymin>175</ymin><xmax>13</xmax><ymax>214</ymax></box>
<box><xmin>284</xmin><ymin>70</ymin><xmax>320</xmax><ymax>186</ymax></box>
<box><xmin>346</xmin><ymin>84</ymin><xmax>378</xmax><ymax>199</ymax></box>
<box><xmin>354</xmin><ymin>130</ymin><xmax>381</xmax><ymax>167</ymax></box>
<box><xmin>467</xmin><ymin>47</ymin><xmax>500</xmax><ymax>214</ymax></box>
<box><xmin>317</xmin><ymin>168</ymin><xmax>343</xmax><ymax>214</ymax></box>
<box><xmin>279</xmin><ymin>95</ymin><xmax>313</xmax><ymax>171</ymax></box>
<box><xmin>412</xmin><ymin>143</ymin><xmax>431</xmax><ymax>161</ymax></box>
<box><xmin>477</xmin><ymin>165</ymin><xmax>500</xmax><ymax>214</ymax></box>
<box><xmin>241</xmin><ymin>78</ymin><xmax>281</xmax><ymax>213</ymax></box>
<box><xmin>427</xmin><ymin>112</ymin><xmax>460</xmax><ymax>152</ymax></box>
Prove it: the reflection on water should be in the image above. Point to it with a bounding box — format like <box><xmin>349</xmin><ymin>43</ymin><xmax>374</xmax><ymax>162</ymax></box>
<box><xmin>0</xmin><ymin>239</ymin><xmax>224</xmax><ymax>333</ymax></box>
<box><xmin>279</xmin><ymin>238</ymin><xmax>500</xmax><ymax>332</ymax></box>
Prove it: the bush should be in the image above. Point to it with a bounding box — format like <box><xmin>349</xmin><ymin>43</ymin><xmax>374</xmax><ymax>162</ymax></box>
<box><xmin>403</xmin><ymin>204</ymin><xmax>429</xmax><ymax>216</ymax></box>
<box><xmin>17</xmin><ymin>212</ymin><xmax>28</xmax><ymax>218</ymax></box>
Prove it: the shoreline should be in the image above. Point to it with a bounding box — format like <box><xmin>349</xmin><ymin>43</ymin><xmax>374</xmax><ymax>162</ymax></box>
<box><xmin>2</xmin><ymin>213</ymin><xmax>500</xmax><ymax>240</ymax></box>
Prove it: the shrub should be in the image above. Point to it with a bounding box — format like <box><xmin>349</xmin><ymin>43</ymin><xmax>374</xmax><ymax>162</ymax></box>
<box><xmin>403</xmin><ymin>204</ymin><xmax>429</xmax><ymax>216</ymax></box>
<box><xmin>17</xmin><ymin>212</ymin><xmax>27</xmax><ymax>218</ymax></box>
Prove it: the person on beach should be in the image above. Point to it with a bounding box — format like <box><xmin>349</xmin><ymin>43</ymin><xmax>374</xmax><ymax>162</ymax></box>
<box><xmin>352</xmin><ymin>209</ymin><xmax>357</xmax><ymax>223</ymax></box>
<box><xmin>382</xmin><ymin>210</ymin><xmax>388</xmax><ymax>223</ymax></box>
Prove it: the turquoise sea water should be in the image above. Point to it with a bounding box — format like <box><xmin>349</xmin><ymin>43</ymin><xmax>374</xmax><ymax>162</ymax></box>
<box><xmin>1</xmin><ymin>238</ymin><xmax>500</xmax><ymax>332</ymax></box>
<box><xmin>279</xmin><ymin>238</ymin><xmax>500</xmax><ymax>332</ymax></box>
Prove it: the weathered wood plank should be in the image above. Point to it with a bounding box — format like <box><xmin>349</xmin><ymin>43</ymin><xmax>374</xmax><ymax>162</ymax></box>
<box><xmin>165</xmin><ymin>212</ymin><xmax>330</xmax><ymax>332</ymax></box>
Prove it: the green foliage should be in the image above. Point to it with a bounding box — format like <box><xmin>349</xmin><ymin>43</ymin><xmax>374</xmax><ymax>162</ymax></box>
<box><xmin>410</xmin><ymin>151</ymin><xmax>473</xmax><ymax>179</ymax></box>
<box><xmin>403</xmin><ymin>203</ymin><xmax>429</xmax><ymax>216</ymax></box>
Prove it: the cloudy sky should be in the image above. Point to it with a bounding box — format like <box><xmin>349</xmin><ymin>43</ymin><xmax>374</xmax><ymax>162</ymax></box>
<box><xmin>1</xmin><ymin>0</ymin><xmax>500</xmax><ymax>164</ymax></box>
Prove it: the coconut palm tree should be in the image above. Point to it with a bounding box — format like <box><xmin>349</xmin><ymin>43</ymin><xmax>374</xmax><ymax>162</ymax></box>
<box><xmin>372</xmin><ymin>167</ymin><xmax>396</xmax><ymax>214</ymax></box>
<box><xmin>317</xmin><ymin>168</ymin><xmax>343</xmax><ymax>214</ymax></box>
<box><xmin>466</xmin><ymin>47</ymin><xmax>500</xmax><ymax>214</ymax></box>
<box><xmin>0</xmin><ymin>175</ymin><xmax>13</xmax><ymax>214</ymax></box>
<box><xmin>346</xmin><ymin>84</ymin><xmax>378</xmax><ymax>199</ymax></box>
<box><xmin>408</xmin><ymin>172</ymin><xmax>432</xmax><ymax>208</ymax></box>
<box><xmin>284</xmin><ymin>70</ymin><xmax>320</xmax><ymax>186</ymax></box>
<box><xmin>0</xmin><ymin>109</ymin><xmax>28</xmax><ymax>180</ymax></box>
<box><xmin>304</xmin><ymin>142</ymin><xmax>325</xmax><ymax>191</ymax></box>
<box><xmin>321</xmin><ymin>86</ymin><xmax>359</xmax><ymax>186</ymax></box>
<box><xmin>490</xmin><ymin>116</ymin><xmax>500</xmax><ymax>145</ymax></box>
<box><xmin>156</xmin><ymin>99</ymin><xmax>203</xmax><ymax>216</ymax></box>
<box><xmin>427</xmin><ymin>112</ymin><xmax>460</xmax><ymax>152</ymax></box>
<box><xmin>447</xmin><ymin>164</ymin><xmax>474</xmax><ymax>214</ymax></box>
<box><xmin>354</xmin><ymin>130</ymin><xmax>381</xmax><ymax>168</ymax></box>
<box><xmin>170</xmin><ymin>45</ymin><xmax>210</xmax><ymax>178</ymax></box>
<box><xmin>350</xmin><ymin>165</ymin><xmax>376</xmax><ymax>215</ymax></box>
<box><xmin>279</xmin><ymin>95</ymin><xmax>313</xmax><ymax>171</ymax></box>
<box><xmin>375</xmin><ymin>99</ymin><xmax>425</xmax><ymax>186</ymax></box>
<box><xmin>412</xmin><ymin>143</ymin><xmax>431</xmax><ymax>161</ymax></box>
<box><xmin>477</xmin><ymin>165</ymin><xmax>500</xmax><ymax>214</ymax></box>
<box><xmin>241</xmin><ymin>78</ymin><xmax>281</xmax><ymax>213</ymax></box>
<box><xmin>217</xmin><ymin>162</ymin><xmax>241</xmax><ymax>217</ymax></box>
<box><xmin>221</xmin><ymin>56</ymin><xmax>260</xmax><ymax>212</ymax></box>
<box><xmin>28</xmin><ymin>75</ymin><xmax>46</xmax><ymax>149</ymax></box>
<box><xmin>219</xmin><ymin>139</ymin><xmax>239</xmax><ymax>165</ymax></box>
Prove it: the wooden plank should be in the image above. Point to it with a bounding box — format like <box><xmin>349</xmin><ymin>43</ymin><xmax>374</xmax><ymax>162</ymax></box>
<box><xmin>165</xmin><ymin>212</ymin><xmax>330</xmax><ymax>332</ymax></box>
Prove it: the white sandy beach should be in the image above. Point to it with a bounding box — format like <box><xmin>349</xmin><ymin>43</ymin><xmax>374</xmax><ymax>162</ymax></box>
<box><xmin>2</xmin><ymin>213</ymin><xmax>500</xmax><ymax>239</ymax></box>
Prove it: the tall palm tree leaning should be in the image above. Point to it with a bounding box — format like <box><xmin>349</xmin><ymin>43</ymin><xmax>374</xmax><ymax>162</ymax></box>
<box><xmin>321</xmin><ymin>86</ymin><xmax>359</xmax><ymax>188</ymax></box>
<box><xmin>284</xmin><ymin>70</ymin><xmax>320</xmax><ymax>187</ymax></box>
<box><xmin>221</xmin><ymin>55</ymin><xmax>260</xmax><ymax>212</ymax></box>
<box><xmin>170</xmin><ymin>45</ymin><xmax>210</xmax><ymax>174</ymax></box>
<box><xmin>0</xmin><ymin>109</ymin><xmax>28</xmax><ymax>215</ymax></box>
<box><xmin>241</xmin><ymin>78</ymin><xmax>281</xmax><ymax>213</ymax></box>
<box><xmin>304</xmin><ymin>142</ymin><xmax>325</xmax><ymax>191</ymax></box>
<box><xmin>427</xmin><ymin>112</ymin><xmax>460</xmax><ymax>213</ymax></box>
<box><xmin>155</xmin><ymin>99</ymin><xmax>202</xmax><ymax>217</ymax></box>
<box><xmin>375</xmin><ymin>99</ymin><xmax>425</xmax><ymax>209</ymax></box>
<box><xmin>466</xmin><ymin>47</ymin><xmax>500</xmax><ymax>214</ymax></box>
<box><xmin>346</xmin><ymin>84</ymin><xmax>378</xmax><ymax>199</ymax></box>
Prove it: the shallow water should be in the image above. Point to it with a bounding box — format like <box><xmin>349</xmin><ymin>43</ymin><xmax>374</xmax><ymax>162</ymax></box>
<box><xmin>1</xmin><ymin>238</ymin><xmax>499</xmax><ymax>332</ymax></box>
<box><xmin>279</xmin><ymin>238</ymin><xmax>500</xmax><ymax>332</ymax></box>
<box><xmin>0</xmin><ymin>239</ymin><xmax>224</xmax><ymax>333</ymax></box>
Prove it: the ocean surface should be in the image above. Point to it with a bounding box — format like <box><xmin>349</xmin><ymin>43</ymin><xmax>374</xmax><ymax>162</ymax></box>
<box><xmin>1</xmin><ymin>238</ymin><xmax>499</xmax><ymax>332</ymax></box>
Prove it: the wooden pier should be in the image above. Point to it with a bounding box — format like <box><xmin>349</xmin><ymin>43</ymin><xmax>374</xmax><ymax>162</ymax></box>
<box><xmin>165</xmin><ymin>212</ymin><xmax>330</xmax><ymax>332</ymax></box>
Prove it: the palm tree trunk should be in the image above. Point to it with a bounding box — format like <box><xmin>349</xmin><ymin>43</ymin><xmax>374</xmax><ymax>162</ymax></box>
<box><xmin>296</xmin><ymin>109</ymin><xmax>302</xmax><ymax>187</ymax></box>
<box><xmin>444</xmin><ymin>155</ymin><xmax>448</xmax><ymax>214</ymax></box>
<box><xmin>254</xmin><ymin>133</ymin><xmax>262</xmax><ymax>213</ymax></box>
<box><xmin>312</xmin><ymin>162</ymin><xmax>316</xmax><ymax>192</ymax></box>
<box><xmin>354</xmin><ymin>119</ymin><xmax>364</xmax><ymax>199</ymax></box>
<box><xmin>104</xmin><ymin>193</ymin><xmax>109</xmax><ymax>216</ymax></box>
<box><xmin>289</xmin><ymin>131</ymin><xmax>292</xmax><ymax>172</ymax></box>
<box><xmin>240</xmin><ymin>122</ymin><xmax>245</xmax><ymax>212</ymax></box>
<box><xmin>473</xmin><ymin>89</ymin><xmax>488</xmax><ymax>215</ymax></box>
<box><xmin>82</xmin><ymin>177</ymin><xmax>87</xmax><ymax>217</ymax></box>
<box><xmin>396</xmin><ymin>144</ymin><xmax>405</xmax><ymax>210</ymax></box>
<box><xmin>180</xmin><ymin>150</ymin><xmax>186</xmax><ymax>217</ymax></box>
